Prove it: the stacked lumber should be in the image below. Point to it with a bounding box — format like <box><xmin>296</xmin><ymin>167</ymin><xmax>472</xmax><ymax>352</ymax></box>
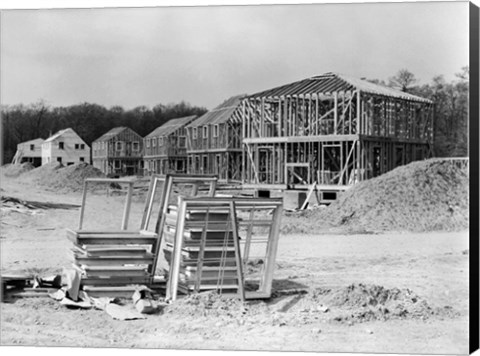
<box><xmin>67</xmin><ymin>229</ymin><xmax>159</xmax><ymax>297</ymax></box>
<box><xmin>163</xmin><ymin>203</ymin><xmax>243</xmax><ymax>298</ymax></box>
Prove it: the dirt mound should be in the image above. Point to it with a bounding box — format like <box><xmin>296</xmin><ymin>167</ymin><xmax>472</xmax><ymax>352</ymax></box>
<box><xmin>164</xmin><ymin>291</ymin><xmax>262</xmax><ymax>319</ymax></box>
<box><xmin>1</xmin><ymin>162</ymin><xmax>35</xmax><ymax>177</ymax></box>
<box><xmin>163</xmin><ymin>291</ymin><xmax>272</xmax><ymax>321</ymax></box>
<box><xmin>21</xmin><ymin>162</ymin><xmax>64</xmax><ymax>181</ymax></box>
<box><xmin>163</xmin><ymin>284</ymin><xmax>458</xmax><ymax>327</ymax></box>
<box><xmin>20</xmin><ymin>163</ymin><xmax>105</xmax><ymax>192</ymax></box>
<box><xmin>287</xmin><ymin>283</ymin><xmax>458</xmax><ymax>324</ymax></box>
<box><xmin>286</xmin><ymin>158</ymin><xmax>469</xmax><ymax>233</ymax></box>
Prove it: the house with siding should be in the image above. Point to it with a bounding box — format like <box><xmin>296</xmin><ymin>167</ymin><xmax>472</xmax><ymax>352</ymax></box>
<box><xmin>12</xmin><ymin>138</ymin><xmax>44</xmax><ymax>167</ymax></box>
<box><xmin>92</xmin><ymin>127</ymin><xmax>143</xmax><ymax>176</ymax></box>
<box><xmin>41</xmin><ymin>128</ymin><xmax>90</xmax><ymax>166</ymax></box>
<box><xmin>143</xmin><ymin>115</ymin><xmax>197</xmax><ymax>175</ymax></box>
<box><xmin>186</xmin><ymin>95</ymin><xmax>244</xmax><ymax>182</ymax></box>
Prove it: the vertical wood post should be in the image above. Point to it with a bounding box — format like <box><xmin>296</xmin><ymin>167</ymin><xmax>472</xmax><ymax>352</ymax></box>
<box><xmin>261</xmin><ymin>203</ymin><xmax>283</xmax><ymax>296</ymax></box>
<box><xmin>242</xmin><ymin>100</ymin><xmax>246</xmax><ymax>183</ymax></box>
<box><xmin>166</xmin><ymin>198</ymin><xmax>187</xmax><ymax>301</ymax></box>
<box><xmin>121</xmin><ymin>182</ymin><xmax>133</xmax><ymax>230</ymax></box>
<box><xmin>334</xmin><ymin>92</ymin><xmax>338</xmax><ymax>134</ymax></box>
<box><xmin>78</xmin><ymin>180</ymin><xmax>88</xmax><ymax>230</ymax></box>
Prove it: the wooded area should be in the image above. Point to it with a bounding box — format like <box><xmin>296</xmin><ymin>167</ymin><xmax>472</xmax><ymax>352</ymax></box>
<box><xmin>1</xmin><ymin>102</ymin><xmax>207</xmax><ymax>164</ymax></box>
<box><xmin>1</xmin><ymin>68</ymin><xmax>469</xmax><ymax>165</ymax></box>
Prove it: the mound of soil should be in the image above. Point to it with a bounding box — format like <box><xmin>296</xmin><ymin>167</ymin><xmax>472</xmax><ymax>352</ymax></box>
<box><xmin>165</xmin><ymin>292</ymin><xmax>244</xmax><ymax>318</ymax></box>
<box><xmin>163</xmin><ymin>284</ymin><xmax>457</xmax><ymax>327</ymax></box>
<box><xmin>20</xmin><ymin>163</ymin><xmax>105</xmax><ymax>193</ymax></box>
<box><xmin>319</xmin><ymin>283</ymin><xmax>457</xmax><ymax>323</ymax></box>
<box><xmin>1</xmin><ymin>162</ymin><xmax>35</xmax><ymax>177</ymax></box>
<box><xmin>286</xmin><ymin>158</ymin><xmax>469</xmax><ymax>233</ymax></box>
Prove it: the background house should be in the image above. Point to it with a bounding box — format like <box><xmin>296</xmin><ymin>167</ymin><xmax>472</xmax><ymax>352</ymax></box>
<box><xmin>92</xmin><ymin>127</ymin><xmax>143</xmax><ymax>176</ymax></box>
<box><xmin>143</xmin><ymin>115</ymin><xmax>197</xmax><ymax>175</ymax></box>
<box><xmin>12</xmin><ymin>138</ymin><xmax>45</xmax><ymax>167</ymax></box>
<box><xmin>186</xmin><ymin>95</ymin><xmax>244</xmax><ymax>182</ymax></box>
<box><xmin>41</xmin><ymin>128</ymin><xmax>90</xmax><ymax>166</ymax></box>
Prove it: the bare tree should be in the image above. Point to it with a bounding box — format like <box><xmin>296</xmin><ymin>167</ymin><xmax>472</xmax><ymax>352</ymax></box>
<box><xmin>389</xmin><ymin>69</ymin><xmax>418</xmax><ymax>92</ymax></box>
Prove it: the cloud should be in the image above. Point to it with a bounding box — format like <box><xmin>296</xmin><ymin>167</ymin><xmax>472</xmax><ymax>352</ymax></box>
<box><xmin>1</xmin><ymin>2</ymin><xmax>469</xmax><ymax>109</ymax></box>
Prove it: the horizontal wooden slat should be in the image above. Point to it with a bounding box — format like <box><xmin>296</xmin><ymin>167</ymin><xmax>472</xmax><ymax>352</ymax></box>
<box><xmin>74</xmin><ymin>236</ymin><xmax>158</xmax><ymax>245</ymax></box>
<box><xmin>70</xmin><ymin>230</ymin><xmax>156</xmax><ymax>236</ymax></box>
<box><xmin>74</xmin><ymin>255</ymin><xmax>154</xmax><ymax>266</ymax></box>
<box><xmin>82</xmin><ymin>285</ymin><xmax>147</xmax><ymax>298</ymax></box>
<box><xmin>73</xmin><ymin>247</ymin><xmax>151</xmax><ymax>258</ymax></box>
<box><xmin>181</xmin><ymin>273</ymin><xmax>238</xmax><ymax>281</ymax></box>
<box><xmin>178</xmin><ymin>283</ymin><xmax>239</xmax><ymax>291</ymax></box>
<box><xmin>79</xmin><ymin>267</ymin><xmax>148</xmax><ymax>278</ymax></box>
<box><xmin>81</xmin><ymin>276</ymin><xmax>150</xmax><ymax>286</ymax></box>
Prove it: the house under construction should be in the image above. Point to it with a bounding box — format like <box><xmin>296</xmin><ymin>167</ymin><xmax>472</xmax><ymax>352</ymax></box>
<box><xmin>186</xmin><ymin>95</ymin><xmax>244</xmax><ymax>182</ymax></box>
<box><xmin>12</xmin><ymin>138</ymin><xmax>44</xmax><ymax>167</ymax></box>
<box><xmin>143</xmin><ymin>115</ymin><xmax>197</xmax><ymax>175</ymax></box>
<box><xmin>92</xmin><ymin>127</ymin><xmax>143</xmax><ymax>176</ymax></box>
<box><xmin>241</xmin><ymin>72</ymin><xmax>433</xmax><ymax>199</ymax></box>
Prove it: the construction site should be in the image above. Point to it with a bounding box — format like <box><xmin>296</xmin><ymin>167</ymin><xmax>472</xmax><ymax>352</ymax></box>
<box><xmin>1</xmin><ymin>86</ymin><xmax>470</xmax><ymax>353</ymax></box>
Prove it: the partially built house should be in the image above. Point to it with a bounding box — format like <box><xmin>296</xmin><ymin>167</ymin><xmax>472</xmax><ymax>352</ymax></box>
<box><xmin>143</xmin><ymin>115</ymin><xmax>197</xmax><ymax>175</ymax></box>
<box><xmin>241</xmin><ymin>72</ymin><xmax>433</xmax><ymax>200</ymax></box>
<box><xmin>12</xmin><ymin>138</ymin><xmax>44</xmax><ymax>167</ymax></box>
<box><xmin>186</xmin><ymin>95</ymin><xmax>244</xmax><ymax>182</ymax></box>
<box><xmin>92</xmin><ymin>127</ymin><xmax>143</xmax><ymax>176</ymax></box>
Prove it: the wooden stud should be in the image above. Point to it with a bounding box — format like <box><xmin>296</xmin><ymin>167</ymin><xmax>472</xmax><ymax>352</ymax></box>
<box><xmin>78</xmin><ymin>180</ymin><xmax>88</xmax><ymax>230</ymax></box>
<box><xmin>121</xmin><ymin>182</ymin><xmax>133</xmax><ymax>230</ymax></box>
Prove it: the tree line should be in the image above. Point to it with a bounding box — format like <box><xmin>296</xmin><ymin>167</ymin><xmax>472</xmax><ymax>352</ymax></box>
<box><xmin>385</xmin><ymin>66</ymin><xmax>469</xmax><ymax>158</ymax></box>
<box><xmin>1</xmin><ymin>101</ymin><xmax>208</xmax><ymax>164</ymax></box>
<box><xmin>1</xmin><ymin>67</ymin><xmax>469</xmax><ymax>164</ymax></box>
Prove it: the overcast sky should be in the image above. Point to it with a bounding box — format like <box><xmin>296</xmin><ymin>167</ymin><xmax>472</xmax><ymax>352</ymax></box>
<box><xmin>0</xmin><ymin>1</ymin><xmax>470</xmax><ymax>110</ymax></box>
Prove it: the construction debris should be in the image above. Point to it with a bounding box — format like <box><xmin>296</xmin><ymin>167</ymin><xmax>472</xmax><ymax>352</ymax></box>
<box><xmin>1</xmin><ymin>196</ymin><xmax>80</xmax><ymax>210</ymax></box>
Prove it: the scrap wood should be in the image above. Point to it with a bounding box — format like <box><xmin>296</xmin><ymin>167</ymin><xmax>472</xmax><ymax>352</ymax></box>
<box><xmin>1</xmin><ymin>196</ymin><xmax>80</xmax><ymax>210</ymax></box>
<box><xmin>132</xmin><ymin>286</ymin><xmax>163</xmax><ymax>314</ymax></box>
<box><xmin>300</xmin><ymin>181</ymin><xmax>317</xmax><ymax>210</ymax></box>
<box><xmin>50</xmin><ymin>289</ymin><xmax>93</xmax><ymax>309</ymax></box>
<box><xmin>62</xmin><ymin>268</ymin><xmax>81</xmax><ymax>301</ymax></box>
<box><xmin>105</xmin><ymin>303</ymin><xmax>146</xmax><ymax>320</ymax></box>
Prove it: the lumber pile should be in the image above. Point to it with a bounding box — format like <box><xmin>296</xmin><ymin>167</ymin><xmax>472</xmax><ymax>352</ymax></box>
<box><xmin>67</xmin><ymin>229</ymin><xmax>159</xmax><ymax>297</ymax></box>
<box><xmin>164</xmin><ymin>199</ymin><xmax>245</xmax><ymax>300</ymax></box>
<box><xmin>65</xmin><ymin>174</ymin><xmax>284</xmax><ymax>300</ymax></box>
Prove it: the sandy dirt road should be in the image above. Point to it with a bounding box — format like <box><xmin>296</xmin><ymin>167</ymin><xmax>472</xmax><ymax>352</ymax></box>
<box><xmin>0</xmin><ymin>175</ymin><xmax>469</xmax><ymax>354</ymax></box>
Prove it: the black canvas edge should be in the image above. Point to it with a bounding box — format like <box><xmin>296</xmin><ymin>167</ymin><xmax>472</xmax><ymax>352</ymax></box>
<box><xmin>470</xmin><ymin>1</ymin><xmax>480</xmax><ymax>354</ymax></box>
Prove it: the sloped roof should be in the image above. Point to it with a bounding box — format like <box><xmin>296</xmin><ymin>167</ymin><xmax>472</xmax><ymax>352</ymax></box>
<box><xmin>145</xmin><ymin>115</ymin><xmax>197</xmax><ymax>138</ymax></box>
<box><xmin>93</xmin><ymin>127</ymin><xmax>132</xmax><ymax>143</ymax></box>
<box><xmin>44</xmin><ymin>128</ymin><xmax>77</xmax><ymax>143</ymax></box>
<box><xmin>18</xmin><ymin>138</ymin><xmax>44</xmax><ymax>146</ymax></box>
<box><xmin>248</xmin><ymin>72</ymin><xmax>432</xmax><ymax>103</ymax></box>
<box><xmin>187</xmin><ymin>95</ymin><xmax>245</xmax><ymax>128</ymax></box>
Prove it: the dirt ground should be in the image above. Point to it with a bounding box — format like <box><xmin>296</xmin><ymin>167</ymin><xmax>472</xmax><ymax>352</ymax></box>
<box><xmin>0</xmin><ymin>172</ymin><xmax>470</xmax><ymax>354</ymax></box>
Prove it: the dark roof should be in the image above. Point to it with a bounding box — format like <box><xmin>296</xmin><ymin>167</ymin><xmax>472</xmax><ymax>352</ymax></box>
<box><xmin>187</xmin><ymin>95</ymin><xmax>245</xmax><ymax>128</ymax></box>
<box><xmin>145</xmin><ymin>115</ymin><xmax>197</xmax><ymax>138</ymax></box>
<box><xmin>93</xmin><ymin>127</ymin><xmax>131</xmax><ymax>143</ymax></box>
<box><xmin>248</xmin><ymin>72</ymin><xmax>432</xmax><ymax>103</ymax></box>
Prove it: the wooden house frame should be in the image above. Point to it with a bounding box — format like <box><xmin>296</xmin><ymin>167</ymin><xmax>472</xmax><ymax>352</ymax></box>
<box><xmin>186</xmin><ymin>95</ymin><xmax>244</xmax><ymax>182</ymax></box>
<box><xmin>143</xmin><ymin>115</ymin><xmax>197</xmax><ymax>176</ymax></box>
<box><xmin>242</xmin><ymin>72</ymin><xmax>433</xmax><ymax>191</ymax></box>
<box><xmin>12</xmin><ymin>138</ymin><xmax>44</xmax><ymax>167</ymax></box>
<box><xmin>92</xmin><ymin>127</ymin><xmax>143</xmax><ymax>176</ymax></box>
<box><xmin>42</xmin><ymin>128</ymin><xmax>90</xmax><ymax>166</ymax></box>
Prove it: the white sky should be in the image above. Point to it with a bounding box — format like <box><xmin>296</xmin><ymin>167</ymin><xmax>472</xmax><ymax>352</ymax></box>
<box><xmin>0</xmin><ymin>0</ymin><xmax>470</xmax><ymax>110</ymax></box>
